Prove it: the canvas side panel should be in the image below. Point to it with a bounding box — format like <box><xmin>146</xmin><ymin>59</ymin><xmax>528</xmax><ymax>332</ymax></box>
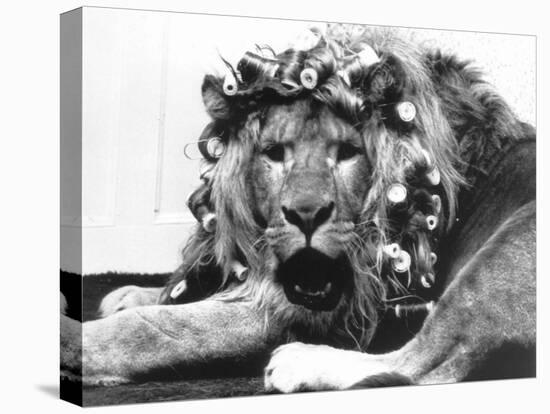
<box><xmin>60</xmin><ymin>7</ymin><xmax>83</xmax><ymax>407</ymax></box>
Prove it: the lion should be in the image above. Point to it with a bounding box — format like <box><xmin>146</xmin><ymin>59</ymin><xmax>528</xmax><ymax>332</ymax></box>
<box><xmin>61</xmin><ymin>25</ymin><xmax>535</xmax><ymax>393</ymax></box>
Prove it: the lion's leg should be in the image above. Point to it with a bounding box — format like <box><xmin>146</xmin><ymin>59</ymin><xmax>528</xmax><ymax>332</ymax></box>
<box><xmin>265</xmin><ymin>202</ymin><xmax>535</xmax><ymax>392</ymax></box>
<box><xmin>98</xmin><ymin>286</ymin><xmax>163</xmax><ymax>318</ymax></box>
<box><xmin>390</xmin><ymin>202</ymin><xmax>535</xmax><ymax>384</ymax></box>
<box><xmin>61</xmin><ymin>299</ymin><xmax>283</xmax><ymax>386</ymax></box>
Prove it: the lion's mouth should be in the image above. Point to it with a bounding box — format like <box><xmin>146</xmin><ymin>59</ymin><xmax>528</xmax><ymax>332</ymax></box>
<box><xmin>276</xmin><ymin>247</ymin><xmax>350</xmax><ymax>311</ymax></box>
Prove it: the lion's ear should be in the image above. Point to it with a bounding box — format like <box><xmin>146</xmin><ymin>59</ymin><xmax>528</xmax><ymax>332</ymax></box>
<box><xmin>202</xmin><ymin>75</ymin><xmax>233</xmax><ymax>120</ymax></box>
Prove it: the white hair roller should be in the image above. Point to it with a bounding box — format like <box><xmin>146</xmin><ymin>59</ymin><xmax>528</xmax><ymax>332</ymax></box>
<box><xmin>394</xmin><ymin>301</ymin><xmax>435</xmax><ymax>318</ymax></box>
<box><xmin>300</xmin><ymin>68</ymin><xmax>318</xmax><ymax>89</ymax></box>
<box><xmin>223</xmin><ymin>69</ymin><xmax>238</xmax><ymax>96</ymax></box>
<box><xmin>426</xmin><ymin>167</ymin><xmax>441</xmax><ymax>186</ymax></box>
<box><xmin>392</xmin><ymin>250</ymin><xmax>411</xmax><ymax>273</ymax></box>
<box><xmin>387</xmin><ymin>183</ymin><xmax>407</xmax><ymax>205</ymax></box>
<box><xmin>230</xmin><ymin>260</ymin><xmax>249</xmax><ymax>281</ymax></box>
<box><xmin>430</xmin><ymin>252</ymin><xmax>438</xmax><ymax>265</ymax></box>
<box><xmin>383</xmin><ymin>243</ymin><xmax>402</xmax><ymax>259</ymax></box>
<box><xmin>396</xmin><ymin>101</ymin><xmax>416</xmax><ymax>122</ymax></box>
<box><xmin>426</xmin><ymin>215</ymin><xmax>438</xmax><ymax>231</ymax></box>
<box><xmin>170</xmin><ymin>279</ymin><xmax>188</xmax><ymax>300</ymax></box>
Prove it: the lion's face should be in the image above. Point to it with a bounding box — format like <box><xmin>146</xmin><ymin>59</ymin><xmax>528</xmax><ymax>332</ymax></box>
<box><xmin>250</xmin><ymin>99</ymin><xmax>371</xmax><ymax>311</ymax></box>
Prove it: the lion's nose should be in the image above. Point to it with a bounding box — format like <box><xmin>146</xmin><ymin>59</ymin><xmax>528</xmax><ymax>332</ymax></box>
<box><xmin>282</xmin><ymin>201</ymin><xmax>335</xmax><ymax>240</ymax></box>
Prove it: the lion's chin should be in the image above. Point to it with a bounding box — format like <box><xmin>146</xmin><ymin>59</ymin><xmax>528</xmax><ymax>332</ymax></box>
<box><xmin>275</xmin><ymin>247</ymin><xmax>351</xmax><ymax>312</ymax></box>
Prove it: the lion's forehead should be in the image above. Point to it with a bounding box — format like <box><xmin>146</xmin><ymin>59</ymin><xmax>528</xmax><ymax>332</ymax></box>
<box><xmin>260</xmin><ymin>100</ymin><xmax>360</xmax><ymax>145</ymax></box>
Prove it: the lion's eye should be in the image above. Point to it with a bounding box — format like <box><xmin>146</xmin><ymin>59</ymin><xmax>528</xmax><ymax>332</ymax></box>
<box><xmin>337</xmin><ymin>143</ymin><xmax>361</xmax><ymax>162</ymax></box>
<box><xmin>262</xmin><ymin>144</ymin><xmax>285</xmax><ymax>162</ymax></box>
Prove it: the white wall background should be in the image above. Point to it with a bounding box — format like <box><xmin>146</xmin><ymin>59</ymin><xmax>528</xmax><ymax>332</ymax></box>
<box><xmin>60</xmin><ymin>7</ymin><xmax>535</xmax><ymax>275</ymax></box>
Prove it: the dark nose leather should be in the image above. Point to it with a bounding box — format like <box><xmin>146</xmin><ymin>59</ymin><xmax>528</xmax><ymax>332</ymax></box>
<box><xmin>282</xmin><ymin>201</ymin><xmax>335</xmax><ymax>240</ymax></box>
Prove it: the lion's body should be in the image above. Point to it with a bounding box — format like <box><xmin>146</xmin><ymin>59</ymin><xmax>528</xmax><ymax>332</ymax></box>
<box><xmin>61</xmin><ymin>26</ymin><xmax>536</xmax><ymax>390</ymax></box>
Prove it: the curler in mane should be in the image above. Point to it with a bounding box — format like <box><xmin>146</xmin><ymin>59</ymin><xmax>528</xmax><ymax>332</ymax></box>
<box><xmin>396</xmin><ymin>101</ymin><xmax>417</xmax><ymax>122</ymax></box>
<box><xmin>223</xmin><ymin>69</ymin><xmax>238</xmax><ymax>96</ymax></box>
<box><xmin>186</xmin><ymin>183</ymin><xmax>216</xmax><ymax>233</ymax></box>
<box><xmin>194</xmin><ymin>122</ymin><xmax>229</xmax><ymax>162</ymax></box>
<box><xmin>382</xmin><ymin>243</ymin><xmax>401</xmax><ymax>259</ymax></box>
<box><xmin>230</xmin><ymin>260</ymin><xmax>249</xmax><ymax>281</ymax></box>
<box><xmin>300</xmin><ymin>43</ymin><xmax>337</xmax><ymax>89</ymax></box>
<box><xmin>237</xmin><ymin>51</ymin><xmax>280</xmax><ymax>85</ymax></box>
<box><xmin>392</xmin><ymin>301</ymin><xmax>434</xmax><ymax>318</ymax></box>
<box><xmin>392</xmin><ymin>249</ymin><xmax>411</xmax><ymax>274</ymax></box>
<box><xmin>275</xmin><ymin>49</ymin><xmax>308</xmax><ymax>89</ymax></box>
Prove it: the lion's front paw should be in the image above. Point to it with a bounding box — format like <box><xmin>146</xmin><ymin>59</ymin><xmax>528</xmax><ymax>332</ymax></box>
<box><xmin>98</xmin><ymin>286</ymin><xmax>162</xmax><ymax>318</ymax></box>
<box><xmin>264</xmin><ymin>342</ymin><xmax>381</xmax><ymax>393</ymax></box>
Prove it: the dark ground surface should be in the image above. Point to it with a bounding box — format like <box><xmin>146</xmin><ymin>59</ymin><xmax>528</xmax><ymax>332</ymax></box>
<box><xmin>80</xmin><ymin>377</ymin><xmax>267</xmax><ymax>406</ymax></box>
<box><xmin>60</xmin><ymin>271</ymin><xmax>427</xmax><ymax>406</ymax></box>
<box><xmin>60</xmin><ymin>271</ymin><xmax>536</xmax><ymax>406</ymax></box>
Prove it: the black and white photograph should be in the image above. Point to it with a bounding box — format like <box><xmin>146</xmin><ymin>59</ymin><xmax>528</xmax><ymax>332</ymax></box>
<box><xmin>57</xmin><ymin>6</ymin><xmax>539</xmax><ymax>407</ymax></box>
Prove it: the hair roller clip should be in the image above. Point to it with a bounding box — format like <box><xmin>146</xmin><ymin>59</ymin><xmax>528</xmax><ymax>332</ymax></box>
<box><xmin>392</xmin><ymin>250</ymin><xmax>411</xmax><ymax>273</ymax></box>
<box><xmin>170</xmin><ymin>279</ymin><xmax>187</xmax><ymax>300</ymax></box>
<box><xmin>223</xmin><ymin>70</ymin><xmax>238</xmax><ymax>96</ymax></box>
<box><xmin>183</xmin><ymin>142</ymin><xmax>202</xmax><ymax>160</ymax></box>
<box><xmin>230</xmin><ymin>260</ymin><xmax>249</xmax><ymax>281</ymax></box>
<box><xmin>383</xmin><ymin>243</ymin><xmax>401</xmax><ymax>259</ymax></box>
<box><xmin>387</xmin><ymin>183</ymin><xmax>407</xmax><ymax>205</ymax></box>
<box><xmin>426</xmin><ymin>215</ymin><xmax>438</xmax><ymax>231</ymax></box>
<box><xmin>396</xmin><ymin>101</ymin><xmax>416</xmax><ymax>122</ymax></box>
<box><xmin>300</xmin><ymin>67</ymin><xmax>318</xmax><ymax>89</ymax></box>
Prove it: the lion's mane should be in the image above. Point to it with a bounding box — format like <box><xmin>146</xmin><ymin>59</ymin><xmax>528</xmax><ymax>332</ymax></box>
<box><xmin>160</xmin><ymin>25</ymin><xmax>527</xmax><ymax>349</ymax></box>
